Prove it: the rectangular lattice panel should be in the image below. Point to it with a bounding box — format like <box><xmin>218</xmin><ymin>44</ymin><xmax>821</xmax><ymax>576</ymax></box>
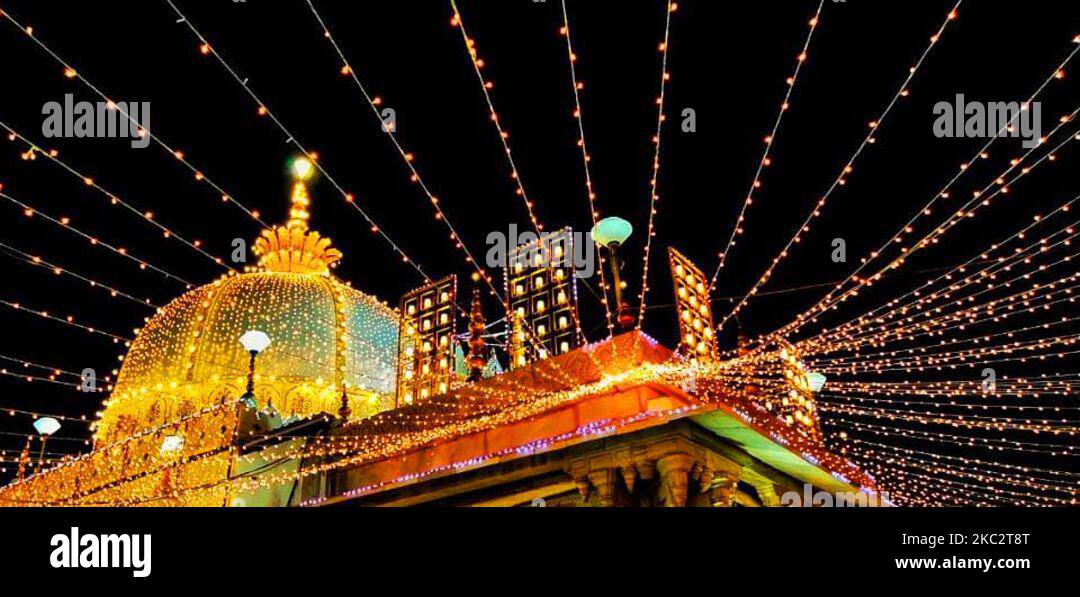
<box><xmin>504</xmin><ymin>228</ymin><xmax>582</xmax><ymax>364</ymax></box>
<box><xmin>396</xmin><ymin>275</ymin><xmax>456</xmax><ymax>405</ymax></box>
<box><xmin>668</xmin><ymin>247</ymin><xmax>718</xmax><ymax>360</ymax></box>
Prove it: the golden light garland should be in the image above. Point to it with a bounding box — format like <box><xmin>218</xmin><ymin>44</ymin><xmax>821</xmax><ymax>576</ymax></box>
<box><xmin>716</xmin><ymin>1</ymin><xmax>964</xmax><ymax>331</ymax></box>
<box><xmin>707</xmin><ymin>1</ymin><xmax>824</xmax><ymax>292</ymax></box>
<box><xmin>0</xmin><ymin>297</ymin><xmax>130</xmax><ymax>343</ymax></box>
<box><xmin>448</xmin><ymin>0</ymin><xmax>547</xmax><ymax>233</ymax></box>
<box><xmin>0</xmin><ymin>189</ymin><xmax>193</xmax><ymax>288</ymax></box>
<box><xmin>0</xmin><ymin>239</ymin><xmax>159</xmax><ymax>307</ymax></box>
<box><xmin>559</xmin><ymin>0</ymin><xmax>615</xmax><ymax>336</ymax></box>
<box><xmin>0</xmin><ymin>120</ymin><xmax>232</xmax><ymax>271</ymax></box>
<box><xmin>771</xmin><ymin>103</ymin><xmax>1080</xmax><ymax>342</ymax></box>
<box><xmin>165</xmin><ymin>0</ymin><xmax>430</xmax><ymax>280</ymax></box>
<box><xmin>634</xmin><ymin>0</ymin><xmax>677</xmax><ymax>329</ymax></box>
<box><xmin>0</xmin><ymin>8</ymin><xmax>269</xmax><ymax>226</ymax></box>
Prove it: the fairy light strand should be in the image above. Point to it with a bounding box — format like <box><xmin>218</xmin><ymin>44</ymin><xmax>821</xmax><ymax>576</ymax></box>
<box><xmin>0</xmin><ymin>190</ymin><xmax>193</xmax><ymax>288</ymax></box>
<box><xmin>635</xmin><ymin>0</ymin><xmax>677</xmax><ymax>330</ymax></box>
<box><xmin>715</xmin><ymin>2</ymin><xmax>964</xmax><ymax>331</ymax></box>
<box><xmin>164</xmin><ymin>0</ymin><xmax>431</xmax><ymax>281</ymax></box>
<box><xmin>708</xmin><ymin>1</ymin><xmax>825</xmax><ymax>292</ymax></box>
<box><xmin>0</xmin><ymin>120</ymin><xmax>233</xmax><ymax>272</ymax></box>
<box><xmin>0</xmin><ymin>8</ymin><xmax>268</xmax><ymax>226</ymax></box>
<box><xmin>448</xmin><ymin>0</ymin><xmax>546</xmax><ymax>233</ymax></box>
<box><xmin>0</xmin><ymin>239</ymin><xmax>159</xmax><ymax>308</ymax></box>
<box><xmin>559</xmin><ymin>0</ymin><xmax>615</xmax><ymax>336</ymax></box>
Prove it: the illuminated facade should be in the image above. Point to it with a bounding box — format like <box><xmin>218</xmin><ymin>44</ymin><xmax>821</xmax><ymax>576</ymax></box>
<box><xmin>504</xmin><ymin>227</ymin><xmax>581</xmax><ymax>364</ymax></box>
<box><xmin>395</xmin><ymin>276</ymin><xmax>457</xmax><ymax>406</ymax></box>
<box><xmin>0</xmin><ymin>160</ymin><xmax>399</xmax><ymax>506</ymax></box>
<box><xmin>0</xmin><ymin>174</ymin><xmax>868</xmax><ymax>508</ymax></box>
<box><xmin>668</xmin><ymin>247</ymin><xmax>718</xmax><ymax>361</ymax></box>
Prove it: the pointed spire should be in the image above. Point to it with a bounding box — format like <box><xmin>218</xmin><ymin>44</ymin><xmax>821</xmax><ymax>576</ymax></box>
<box><xmin>287</xmin><ymin>181</ymin><xmax>311</xmax><ymax>231</ymax></box>
<box><xmin>288</xmin><ymin>156</ymin><xmax>315</xmax><ymax>231</ymax></box>
<box><xmin>252</xmin><ymin>155</ymin><xmax>341</xmax><ymax>274</ymax></box>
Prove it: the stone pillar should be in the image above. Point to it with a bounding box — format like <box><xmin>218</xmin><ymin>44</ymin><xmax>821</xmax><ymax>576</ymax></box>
<box><xmin>656</xmin><ymin>453</ymin><xmax>695</xmax><ymax>507</ymax></box>
<box><xmin>574</xmin><ymin>475</ymin><xmax>591</xmax><ymax>503</ymax></box>
<box><xmin>635</xmin><ymin>459</ymin><xmax>656</xmax><ymax>483</ymax></box>
<box><xmin>620</xmin><ymin>465</ymin><xmax>637</xmax><ymax>495</ymax></box>
<box><xmin>588</xmin><ymin>469</ymin><xmax>619</xmax><ymax>507</ymax></box>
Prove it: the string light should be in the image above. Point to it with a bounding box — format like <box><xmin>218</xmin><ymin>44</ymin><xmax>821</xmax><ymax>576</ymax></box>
<box><xmin>448</xmin><ymin>0</ymin><xmax>546</xmax><ymax>233</ymax></box>
<box><xmin>0</xmin><ymin>8</ymin><xmax>269</xmax><ymax>227</ymax></box>
<box><xmin>0</xmin><ymin>189</ymin><xmax>194</xmax><ymax>288</ymax></box>
<box><xmin>804</xmin><ymin>194</ymin><xmax>1080</xmax><ymax>353</ymax></box>
<box><xmin>559</xmin><ymin>0</ymin><xmax>615</xmax><ymax>336</ymax></box>
<box><xmin>635</xmin><ymin>0</ymin><xmax>677</xmax><ymax>330</ymax></box>
<box><xmin>708</xmin><ymin>1</ymin><xmax>825</xmax><ymax>292</ymax></box>
<box><xmin>771</xmin><ymin>102</ymin><xmax>1080</xmax><ymax>342</ymax></box>
<box><xmin>715</xmin><ymin>1</ymin><xmax>964</xmax><ymax>331</ymax></box>
<box><xmin>302</xmin><ymin>0</ymin><xmax>577</xmax><ymax>369</ymax></box>
<box><xmin>1</xmin><ymin>2</ymin><xmax>1074</xmax><ymax>509</ymax></box>
<box><xmin>0</xmin><ymin>297</ymin><xmax>130</xmax><ymax>343</ymax></box>
<box><xmin>163</xmin><ymin>0</ymin><xmax>433</xmax><ymax>282</ymax></box>
<box><xmin>0</xmin><ymin>120</ymin><xmax>233</xmax><ymax>271</ymax></box>
<box><xmin>0</xmin><ymin>239</ymin><xmax>160</xmax><ymax>308</ymax></box>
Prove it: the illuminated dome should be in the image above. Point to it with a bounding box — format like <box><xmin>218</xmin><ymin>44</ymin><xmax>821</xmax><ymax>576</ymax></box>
<box><xmin>94</xmin><ymin>162</ymin><xmax>399</xmax><ymax>444</ymax></box>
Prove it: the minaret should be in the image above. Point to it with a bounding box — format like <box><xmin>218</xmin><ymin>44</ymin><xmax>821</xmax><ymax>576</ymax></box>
<box><xmin>466</xmin><ymin>288</ymin><xmax>487</xmax><ymax>382</ymax></box>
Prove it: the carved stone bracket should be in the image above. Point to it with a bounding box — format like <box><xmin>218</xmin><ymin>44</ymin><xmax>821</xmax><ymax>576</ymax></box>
<box><xmin>656</xmin><ymin>452</ymin><xmax>695</xmax><ymax>507</ymax></box>
<box><xmin>564</xmin><ymin>422</ymin><xmax>752</xmax><ymax>507</ymax></box>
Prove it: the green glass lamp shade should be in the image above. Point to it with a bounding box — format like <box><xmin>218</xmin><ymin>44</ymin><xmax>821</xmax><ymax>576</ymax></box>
<box><xmin>805</xmin><ymin>371</ymin><xmax>827</xmax><ymax>393</ymax></box>
<box><xmin>33</xmin><ymin>417</ymin><xmax>61</xmax><ymax>436</ymax></box>
<box><xmin>592</xmin><ymin>217</ymin><xmax>633</xmax><ymax>247</ymax></box>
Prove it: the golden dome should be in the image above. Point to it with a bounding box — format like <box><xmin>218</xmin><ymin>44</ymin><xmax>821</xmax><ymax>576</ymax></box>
<box><xmin>94</xmin><ymin>166</ymin><xmax>399</xmax><ymax>444</ymax></box>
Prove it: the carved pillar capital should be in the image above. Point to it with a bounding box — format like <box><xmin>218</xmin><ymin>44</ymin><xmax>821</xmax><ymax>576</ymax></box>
<box><xmin>574</xmin><ymin>475</ymin><xmax>591</xmax><ymax>503</ymax></box>
<box><xmin>620</xmin><ymin>465</ymin><xmax>638</xmax><ymax>494</ymax></box>
<box><xmin>635</xmin><ymin>459</ymin><xmax>657</xmax><ymax>482</ymax></box>
<box><xmin>587</xmin><ymin>468</ymin><xmax>619</xmax><ymax>507</ymax></box>
<box><xmin>656</xmin><ymin>452</ymin><xmax>695</xmax><ymax>507</ymax></box>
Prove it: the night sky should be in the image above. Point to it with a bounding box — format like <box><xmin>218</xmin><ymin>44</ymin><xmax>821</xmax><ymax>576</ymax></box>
<box><xmin>0</xmin><ymin>0</ymin><xmax>1076</xmax><ymax>487</ymax></box>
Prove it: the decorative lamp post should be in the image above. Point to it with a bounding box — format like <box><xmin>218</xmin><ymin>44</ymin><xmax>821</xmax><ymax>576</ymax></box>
<box><xmin>238</xmin><ymin>330</ymin><xmax>271</xmax><ymax>408</ymax></box>
<box><xmin>32</xmin><ymin>416</ymin><xmax>61</xmax><ymax>474</ymax></box>
<box><xmin>591</xmin><ymin>216</ymin><xmax>635</xmax><ymax>329</ymax></box>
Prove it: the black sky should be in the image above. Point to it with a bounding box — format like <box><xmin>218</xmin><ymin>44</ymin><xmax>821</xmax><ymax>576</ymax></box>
<box><xmin>0</xmin><ymin>0</ymin><xmax>1076</xmax><ymax>483</ymax></box>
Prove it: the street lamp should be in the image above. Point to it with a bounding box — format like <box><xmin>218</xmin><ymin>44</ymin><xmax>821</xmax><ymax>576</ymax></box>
<box><xmin>239</xmin><ymin>330</ymin><xmax>271</xmax><ymax>408</ymax></box>
<box><xmin>32</xmin><ymin>416</ymin><xmax>61</xmax><ymax>474</ymax></box>
<box><xmin>591</xmin><ymin>216</ymin><xmax>635</xmax><ymax>329</ymax></box>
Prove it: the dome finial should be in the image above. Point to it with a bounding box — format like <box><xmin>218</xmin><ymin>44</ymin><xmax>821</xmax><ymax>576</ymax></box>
<box><xmin>252</xmin><ymin>155</ymin><xmax>341</xmax><ymax>274</ymax></box>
